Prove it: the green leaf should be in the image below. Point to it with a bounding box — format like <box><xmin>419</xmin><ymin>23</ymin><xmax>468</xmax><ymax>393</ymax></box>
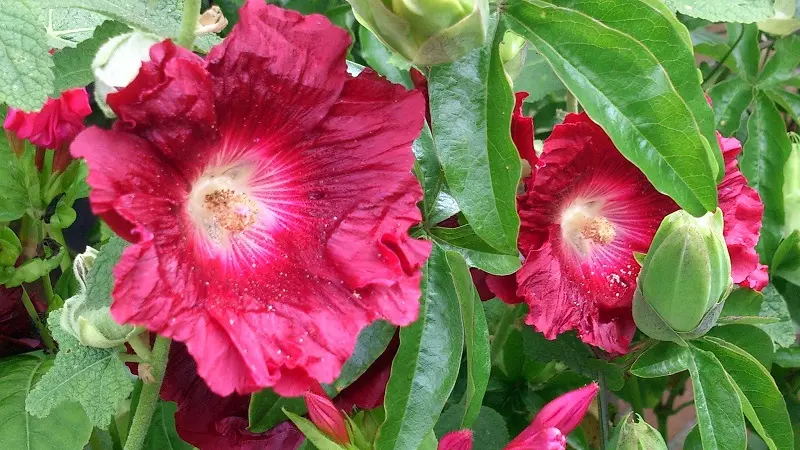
<box><xmin>0</xmin><ymin>354</ymin><xmax>92</xmax><ymax>450</ymax></box>
<box><xmin>662</xmin><ymin>0</ymin><xmax>774</xmax><ymax>23</ymax></box>
<box><xmin>742</xmin><ymin>92</ymin><xmax>792</xmax><ymax>262</ymax></box>
<box><xmin>759</xmin><ymin>35</ymin><xmax>800</xmax><ymax>88</ymax></box>
<box><xmin>774</xmin><ymin>347</ymin><xmax>800</xmax><ymax>368</ymax></box>
<box><xmin>430</xmin><ymin>226</ymin><xmax>521</xmax><ymax>275</ymax></box>
<box><xmin>434</xmin><ymin>405</ymin><xmax>509</xmax><ymax>450</ymax></box>
<box><xmin>327</xmin><ymin>320</ymin><xmax>396</xmax><ymax>394</ymax></box>
<box><xmin>707</xmin><ymin>324</ymin><xmax>775</xmax><ymax>368</ymax></box>
<box><xmin>52</xmin><ymin>20</ymin><xmax>131</xmax><ymax>94</ymax></box>
<box><xmin>692</xmin><ymin>28</ymin><xmax>730</xmax><ymax>62</ymax></box>
<box><xmin>765</xmin><ymin>88</ymin><xmax>800</xmax><ymax>124</ymax></box>
<box><xmin>698</xmin><ymin>337</ymin><xmax>794</xmax><ymax>450</ymax></box>
<box><xmin>284</xmin><ymin>409</ymin><xmax>347</xmax><ymax>450</ymax></box>
<box><xmin>358</xmin><ymin>26</ymin><xmax>412</xmax><ymax>88</ymax></box>
<box><xmin>708</xmin><ymin>77</ymin><xmax>753</xmax><ymax>136</ymax></box>
<box><xmin>26</xmin><ymin>310</ymin><xmax>134</xmax><ymax>429</ymax></box>
<box><xmin>376</xmin><ymin>245</ymin><xmax>465</xmax><ymax>450</ymax></box>
<box><xmin>0</xmin><ymin>142</ymin><xmax>41</xmax><ymax>222</ymax></box>
<box><xmin>772</xmin><ymin>231</ymin><xmax>800</xmax><ymax>286</ymax></box>
<box><xmin>45</xmin><ymin>0</ymin><xmax>221</xmax><ymax>53</ymax></box>
<box><xmin>412</xmin><ymin>122</ymin><xmax>445</xmax><ymax>223</ymax></box>
<box><xmin>726</xmin><ymin>24</ymin><xmax>761</xmax><ymax>82</ymax></box>
<box><xmin>427</xmin><ymin>14</ymin><xmax>521</xmax><ymax>255</ymax></box>
<box><xmin>607</xmin><ymin>412</ymin><xmax>667</xmax><ymax>450</ymax></box>
<box><xmin>684</xmin><ymin>425</ymin><xmax>703</xmax><ymax>450</ymax></box>
<box><xmin>757</xmin><ymin>284</ymin><xmax>797</xmax><ymax>349</ymax></box>
<box><xmin>42</xmin><ymin>7</ymin><xmax>106</xmax><ymax>48</ymax></box>
<box><xmin>630</xmin><ymin>341</ymin><xmax>691</xmax><ymax>378</ymax></box>
<box><xmin>0</xmin><ymin>0</ymin><xmax>54</xmax><ymax>111</ymax></box>
<box><xmin>505</xmin><ymin>0</ymin><xmax>721</xmax><ymax>215</ymax></box>
<box><xmin>143</xmin><ymin>401</ymin><xmax>193</xmax><ymax>450</ymax></box>
<box><xmin>444</xmin><ymin>251</ymin><xmax>490</xmax><ymax>428</ymax></box>
<box><xmin>686</xmin><ymin>345</ymin><xmax>746</xmax><ymax>450</ymax></box>
<box><xmin>248</xmin><ymin>389</ymin><xmax>306</xmax><ymax>433</ymax></box>
<box><xmin>521</xmin><ymin>328</ymin><xmax>624</xmax><ymax>390</ymax></box>
<box><xmin>721</xmin><ymin>288</ymin><xmax>764</xmax><ymax>317</ymax></box>
<box><xmin>511</xmin><ymin>47</ymin><xmax>565</xmax><ymax>103</ymax></box>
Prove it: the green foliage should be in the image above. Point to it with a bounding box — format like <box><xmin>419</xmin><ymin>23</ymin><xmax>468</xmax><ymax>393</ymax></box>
<box><xmin>142</xmin><ymin>402</ymin><xmax>193</xmax><ymax>450</ymax></box>
<box><xmin>376</xmin><ymin>245</ymin><xmax>465</xmax><ymax>450</ymax></box>
<box><xmin>285</xmin><ymin>409</ymin><xmax>347</xmax><ymax>450</ymax></box>
<box><xmin>429</xmin><ymin>226</ymin><xmax>521</xmax><ymax>275</ymax></box>
<box><xmin>26</xmin><ymin>310</ymin><xmax>135</xmax><ymax>429</ymax></box>
<box><xmin>52</xmin><ymin>20</ymin><xmax>131</xmax><ymax>94</ymax></box>
<box><xmin>428</xmin><ymin>14</ymin><xmax>521</xmax><ymax>255</ymax></box>
<box><xmin>662</xmin><ymin>0</ymin><xmax>775</xmax><ymax>23</ymax></box>
<box><xmin>505</xmin><ymin>0</ymin><xmax>722</xmax><ymax>216</ymax></box>
<box><xmin>0</xmin><ymin>354</ymin><xmax>92</xmax><ymax>450</ymax></box>
<box><xmin>758</xmin><ymin>284</ymin><xmax>797</xmax><ymax>349</ymax></box>
<box><xmin>435</xmin><ymin>405</ymin><xmax>509</xmax><ymax>450</ymax></box>
<box><xmin>0</xmin><ymin>141</ymin><xmax>41</xmax><ymax>222</ymax></box>
<box><xmin>607</xmin><ymin>412</ymin><xmax>667</xmax><ymax>450</ymax></box>
<box><xmin>0</xmin><ymin>0</ymin><xmax>54</xmax><ymax>111</ymax></box>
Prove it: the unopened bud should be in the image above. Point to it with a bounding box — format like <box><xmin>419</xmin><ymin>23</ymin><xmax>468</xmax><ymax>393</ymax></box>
<box><xmin>304</xmin><ymin>391</ymin><xmax>350</xmax><ymax>445</ymax></box>
<box><xmin>633</xmin><ymin>209</ymin><xmax>732</xmax><ymax>342</ymax></box>
<box><xmin>347</xmin><ymin>0</ymin><xmax>489</xmax><ymax>65</ymax></box>
<box><xmin>438</xmin><ymin>429</ymin><xmax>473</xmax><ymax>450</ymax></box>
<box><xmin>607</xmin><ymin>412</ymin><xmax>667</xmax><ymax>450</ymax></box>
<box><xmin>92</xmin><ymin>32</ymin><xmax>161</xmax><ymax>118</ymax></box>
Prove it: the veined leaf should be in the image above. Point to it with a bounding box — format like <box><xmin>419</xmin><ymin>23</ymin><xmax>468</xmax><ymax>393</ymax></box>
<box><xmin>708</xmin><ymin>77</ymin><xmax>753</xmax><ymax>136</ymax></box>
<box><xmin>662</xmin><ymin>0</ymin><xmax>774</xmax><ymax>23</ymax></box>
<box><xmin>430</xmin><ymin>226</ymin><xmax>521</xmax><ymax>275</ymax></box>
<box><xmin>52</xmin><ymin>20</ymin><xmax>131</xmax><ymax>94</ymax></box>
<box><xmin>505</xmin><ymin>0</ymin><xmax>722</xmax><ymax>216</ymax></box>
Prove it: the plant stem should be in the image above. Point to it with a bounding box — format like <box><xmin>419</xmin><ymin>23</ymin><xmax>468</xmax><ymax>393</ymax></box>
<box><xmin>490</xmin><ymin>304</ymin><xmax>522</xmax><ymax>367</ymax></box>
<box><xmin>566</xmin><ymin>91</ymin><xmax>579</xmax><ymax>113</ymax></box>
<box><xmin>656</xmin><ymin>412</ymin><xmax>668</xmax><ymax>440</ymax></box>
<box><xmin>88</xmin><ymin>429</ymin><xmax>103</xmax><ymax>450</ymax></box>
<box><xmin>42</xmin><ymin>273</ymin><xmax>54</xmax><ymax>305</ymax></box>
<box><xmin>177</xmin><ymin>0</ymin><xmax>201</xmax><ymax>49</ymax></box>
<box><xmin>123</xmin><ymin>336</ymin><xmax>171</xmax><ymax>450</ymax></box>
<box><xmin>598</xmin><ymin>373</ymin><xmax>610</xmax><ymax>449</ymax></box>
<box><xmin>702</xmin><ymin>27</ymin><xmax>745</xmax><ymax>88</ymax></box>
<box><xmin>21</xmin><ymin>286</ymin><xmax>55</xmax><ymax>352</ymax></box>
<box><xmin>127</xmin><ymin>334</ymin><xmax>153</xmax><ymax>362</ymax></box>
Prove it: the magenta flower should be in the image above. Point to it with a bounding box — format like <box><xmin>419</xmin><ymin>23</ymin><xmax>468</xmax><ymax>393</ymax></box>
<box><xmin>4</xmin><ymin>88</ymin><xmax>91</xmax><ymax>149</ymax></box>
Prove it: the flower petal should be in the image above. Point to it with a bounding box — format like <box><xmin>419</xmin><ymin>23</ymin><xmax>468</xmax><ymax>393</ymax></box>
<box><xmin>438</xmin><ymin>429</ymin><xmax>473</xmax><ymax>450</ymax></box>
<box><xmin>4</xmin><ymin>88</ymin><xmax>91</xmax><ymax>149</ymax></box>
<box><xmin>512</xmin><ymin>92</ymin><xmax>536</xmax><ymax>167</ymax></box>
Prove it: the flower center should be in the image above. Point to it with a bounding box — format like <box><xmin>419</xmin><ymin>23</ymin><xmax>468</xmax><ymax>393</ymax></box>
<box><xmin>188</xmin><ymin>166</ymin><xmax>259</xmax><ymax>244</ymax></box>
<box><xmin>561</xmin><ymin>202</ymin><xmax>617</xmax><ymax>255</ymax></box>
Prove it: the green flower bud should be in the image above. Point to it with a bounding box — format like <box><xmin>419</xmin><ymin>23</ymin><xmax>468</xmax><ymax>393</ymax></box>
<box><xmin>784</xmin><ymin>140</ymin><xmax>800</xmax><ymax>233</ymax></box>
<box><xmin>92</xmin><ymin>32</ymin><xmax>161</xmax><ymax>118</ymax></box>
<box><xmin>60</xmin><ymin>246</ymin><xmax>143</xmax><ymax>348</ymax></box>
<box><xmin>347</xmin><ymin>0</ymin><xmax>488</xmax><ymax>65</ymax></box>
<box><xmin>633</xmin><ymin>209</ymin><xmax>732</xmax><ymax>343</ymax></box>
<box><xmin>607</xmin><ymin>412</ymin><xmax>667</xmax><ymax>450</ymax></box>
<box><xmin>758</xmin><ymin>0</ymin><xmax>800</xmax><ymax>36</ymax></box>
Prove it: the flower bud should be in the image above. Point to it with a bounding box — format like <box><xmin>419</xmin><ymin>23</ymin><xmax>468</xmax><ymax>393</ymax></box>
<box><xmin>438</xmin><ymin>429</ymin><xmax>473</xmax><ymax>450</ymax></box>
<box><xmin>607</xmin><ymin>412</ymin><xmax>667</xmax><ymax>450</ymax></box>
<box><xmin>92</xmin><ymin>32</ymin><xmax>161</xmax><ymax>118</ymax></box>
<box><xmin>784</xmin><ymin>140</ymin><xmax>800</xmax><ymax>233</ymax></box>
<box><xmin>347</xmin><ymin>0</ymin><xmax>489</xmax><ymax>65</ymax></box>
<box><xmin>60</xmin><ymin>246</ymin><xmax>143</xmax><ymax>348</ymax></box>
<box><xmin>758</xmin><ymin>0</ymin><xmax>800</xmax><ymax>36</ymax></box>
<box><xmin>499</xmin><ymin>31</ymin><xmax>527</xmax><ymax>81</ymax></box>
<box><xmin>633</xmin><ymin>209</ymin><xmax>732</xmax><ymax>341</ymax></box>
<box><xmin>304</xmin><ymin>391</ymin><xmax>350</xmax><ymax>445</ymax></box>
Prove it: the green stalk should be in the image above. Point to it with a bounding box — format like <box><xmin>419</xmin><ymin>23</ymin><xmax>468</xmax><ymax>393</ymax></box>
<box><xmin>177</xmin><ymin>0</ymin><xmax>201</xmax><ymax>49</ymax></box>
<box><xmin>490</xmin><ymin>303</ymin><xmax>522</xmax><ymax>368</ymax></box>
<box><xmin>123</xmin><ymin>336</ymin><xmax>171</xmax><ymax>450</ymax></box>
<box><xmin>598</xmin><ymin>373</ymin><xmax>610</xmax><ymax>449</ymax></box>
<box><xmin>21</xmin><ymin>286</ymin><xmax>55</xmax><ymax>351</ymax></box>
<box><xmin>566</xmin><ymin>91</ymin><xmax>579</xmax><ymax>113</ymax></box>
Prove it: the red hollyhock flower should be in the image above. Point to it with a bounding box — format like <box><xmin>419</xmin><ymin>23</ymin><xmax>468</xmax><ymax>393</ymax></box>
<box><xmin>160</xmin><ymin>342</ymin><xmax>305</xmax><ymax>449</ymax></box>
<box><xmin>438</xmin><ymin>429</ymin><xmax>473</xmax><ymax>450</ymax></box>
<box><xmin>0</xmin><ymin>287</ymin><xmax>41</xmax><ymax>356</ymax></box>
<box><xmin>4</xmin><ymin>88</ymin><xmax>91</xmax><ymax>149</ymax></box>
<box><xmin>71</xmin><ymin>1</ymin><xmax>430</xmax><ymax>396</ymax></box>
<box><xmin>517</xmin><ymin>113</ymin><xmax>767</xmax><ymax>353</ymax></box>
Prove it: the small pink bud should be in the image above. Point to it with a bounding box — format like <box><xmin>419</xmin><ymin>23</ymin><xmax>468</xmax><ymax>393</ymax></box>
<box><xmin>530</xmin><ymin>383</ymin><xmax>598</xmax><ymax>434</ymax></box>
<box><xmin>506</xmin><ymin>427</ymin><xmax>566</xmax><ymax>450</ymax></box>
<box><xmin>304</xmin><ymin>391</ymin><xmax>349</xmax><ymax>445</ymax></box>
<box><xmin>438</xmin><ymin>429</ymin><xmax>473</xmax><ymax>450</ymax></box>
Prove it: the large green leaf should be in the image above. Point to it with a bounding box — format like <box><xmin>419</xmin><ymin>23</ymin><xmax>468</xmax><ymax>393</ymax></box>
<box><xmin>696</xmin><ymin>337</ymin><xmax>794</xmax><ymax>450</ymax></box>
<box><xmin>707</xmin><ymin>324</ymin><xmax>774</xmax><ymax>368</ymax></box>
<box><xmin>759</xmin><ymin>35</ymin><xmax>800</xmax><ymax>88</ymax></box>
<box><xmin>757</xmin><ymin>284</ymin><xmax>797</xmax><ymax>349</ymax></box>
<box><xmin>0</xmin><ymin>141</ymin><xmax>41</xmax><ymax>221</ymax></box>
<box><xmin>44</xmin><ymin>0</ymin><xmax>220</xmax><ymax>52</ymax></box>
<box><xmin>0</xmin><ymin>0</ymin><xmax>54</xmax><ymax>111</ymax></box>
<box><xmin>505</xmin><ymin>0</ymin><xmax>721</xmax><ymax>216</ymax></box>
<box><xmin>742</xmin><ymin>92</ymin><xmax>792</xmax><ymax>262</ymax></box>
<box><xmin>376</xmin><ymin>245</ymin><xmax>464</xmax><ymax>450</ymax></box>
<box><xmin>686</xmin><ymin>345</ymin><xmax>746</xmax><ymax>450</ymax></box>
<box><xmin>52</xmin><ymin>20</ymin><xmax>131</xmax><ymax>94</ymax></box>
<box><xmin>630</xmin><ymin>341</ymin><xmax>691</xmax><ymax>378</ymax></box>
<box><xmin>143</xmin><ymin>402</ymin><xmax>193</xmax><ymax>450</ymax></box>
<box><xmin>430</xmin><ymin>226</ymin><xmax>521</xmax><ymax>275</ymax></box>
<box><xmin>427</xmin><ymin>14</ymin><xmax>521</xmax><ymax>255</ymax></box>
<box><xmin>662</xmin><ymin>0</ymin><xmax>774</xmax><ymax>23</ymax></box>
<box><xmin>445</xmin><ymin>251</ymin><xmax>490</xmax><ymax>428</ymax></box>
<box><xmin>0</xmin><ymin>354</ymin><xmax>92</xmax><ymax>450</ymax></box>
<box><xmin>708</xmin><ymin>77</ymin><xmax>753</xmax><ymax>136</ymax></box>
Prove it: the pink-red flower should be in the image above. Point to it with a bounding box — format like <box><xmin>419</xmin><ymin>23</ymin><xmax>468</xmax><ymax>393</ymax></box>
<box><xmin>4</xmin><ymin>88</ymin><xmax>91</xmax><ymax>149</ymax></box>
<box><xmin>516</xmin><ymin>113</ymin><xmax>768</xmax><ymax>353</ymax></box>
<box><xmin>511</xmin><ymin>92</ymin><xmax>536</xmax><ymax>169</ymax></box>
<box><xmin>71</xmin><ymin>1</ymin><xmax>429</xmax><ymax>396</ymax></box>
<box><xmin>0</xmin><ymin>287</ymin><xmax>41</xmax><ymax>357</ymax></box>
<box><xmin>439</xmin><ymin>383</ymin><xmax>597</xmax><ymax>450</ymax></box>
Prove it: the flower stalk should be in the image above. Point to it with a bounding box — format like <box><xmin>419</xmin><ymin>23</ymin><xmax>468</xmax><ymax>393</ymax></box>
<box><xmin>21</xmin><ymin>286</ymin><xmax>55</xmax><ymax>352</ymax></box>
<box><xmin>123</xmin><ymin>336</ymin><xmax>171</xmax><ymax>450</ymax></box>
<box><xmin>177</xmin><ymin>0</ymin><xmax>202</xmax><ymax>49</ymax></box>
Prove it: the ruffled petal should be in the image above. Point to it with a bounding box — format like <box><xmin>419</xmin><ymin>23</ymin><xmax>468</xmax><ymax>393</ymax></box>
<box><xmin>107</xmin><ymin>39</ymin><xmax>216</xmax><ymax>166</ymax></box>
<box><xmin>206</xmin><ymin>1</ymin><xmax>351</xmax><ymax>151</ymax></box>
<box><xmin>716</xmin><ymin>134</ymin><xmax>769</xmax><ymax>291</ymax></box>
<box><xmin>4</xmin><ymin>88</ymin><xmax>91</xmax><ymax>149</ymax></box>
<box><xmin>517</xmin><ymin>113</ymin><xmax>676</xmax><ymax>353</ymax></box>
<box><xmin>161</xmin><ymin>343</ymin><xmax>305</xmax><ymax>450</ymax></box>
<box><xmin>512</xmin><ymin>92</ymin><xmax>536</xmax><ymax>167</ymax></box>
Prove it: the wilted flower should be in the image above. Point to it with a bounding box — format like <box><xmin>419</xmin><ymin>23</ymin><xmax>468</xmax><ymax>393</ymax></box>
<box><xmin>305</xmin><ymin>391</ymin><xmax>350</xmax><ymax>445</ymax></box>
<box><xmin>92</xmin><ymin>31</ymin><xmax>161</xmax><ymax>118</ymax></box>
<box><xmin>347</xmin><ymin>0</ymin><xmax>489</xmax><ymax>65</ymax></box>
<box><xmin>515</xmin><ymin>113</ymin><xmax>767</xmax><ymax>353</ymax></box>
<box><xmin>4</xmin><ymin>88</ymin><xmax>91</xmax><ymax>149</ymax></box>
<box><xmin>72</xmin><ymin>0</ymin><xmax>429</xmax><ymax>396</ymax></box>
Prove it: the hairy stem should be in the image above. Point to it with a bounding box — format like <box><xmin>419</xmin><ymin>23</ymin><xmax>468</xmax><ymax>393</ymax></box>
<box><xmin>177</xmin><ymin>0</ymin><xmax>201</xmax><ymax>49</ymax></box>
<box><xmin>123</xmin><ymin>336</ymin><xmax>171</xmax><ymax>450</ymax></box>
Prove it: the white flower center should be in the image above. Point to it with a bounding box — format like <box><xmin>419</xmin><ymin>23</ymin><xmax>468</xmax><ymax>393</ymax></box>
<box><xmin>561</xmin><ymin>201</ymin><xmax>616</xmax><ymax>256</ymax></box>
<box><xmin>188</xmin><ymin>165</ymin><xmax>259</xmax><ymax>244</ymax></box>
